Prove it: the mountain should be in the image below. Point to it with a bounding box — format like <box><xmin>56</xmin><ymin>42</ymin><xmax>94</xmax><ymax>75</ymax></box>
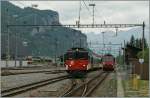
<box><xmin>86</xmin><ymin>26</ymin><xmax>149</xmax><ymax>44</ymax></box>
<box><xmin>85</xmin><ymin>26</ymin><xmax>149</xmax><ymax>56</ymax></box>
<box><xmin>1</xmin><ymin>1</ymin><xmax>87</xmax><ymax>59</ymax></box>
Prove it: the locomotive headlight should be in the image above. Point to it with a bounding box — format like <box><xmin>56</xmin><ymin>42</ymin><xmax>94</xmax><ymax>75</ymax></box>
<box><xmin>83</xmin><ymin>65</ymin><xmax>86</xmax><ymax>67</ymax></box>
<box><xmin>69</xmin><ymin>65</ymin><xmax>72</xmax><ymax>67</ymax></box>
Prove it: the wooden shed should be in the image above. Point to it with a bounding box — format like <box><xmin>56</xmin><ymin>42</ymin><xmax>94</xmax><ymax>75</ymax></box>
<box><xmin>124</xmin><ymin>45</ymin><xmax>149</xmax><ymax>80</ymax></box>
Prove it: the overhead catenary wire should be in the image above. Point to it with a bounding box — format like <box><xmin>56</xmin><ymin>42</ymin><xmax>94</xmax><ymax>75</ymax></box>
<box><xmin>87</xmin><ymin>0</ymin><xmax>92</xmax><ymax>4</ymax></box>
<box><xmin>78</xmin><ymin>0</ymin><xmax>92</xmax><ymax>24</ymax></box>
<box><xmin>82</xmin><ymin>0</ymin><xmax>93</xmax><ymax>16</ymax></box>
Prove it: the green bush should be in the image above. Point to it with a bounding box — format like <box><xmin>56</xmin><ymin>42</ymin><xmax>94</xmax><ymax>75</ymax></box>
<box><xmin>137</xmin><ymin>48</ymin><xmax>149</xmax><ymax>63</ymax></box>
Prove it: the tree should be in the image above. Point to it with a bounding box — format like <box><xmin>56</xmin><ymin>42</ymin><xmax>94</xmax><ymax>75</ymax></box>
<box><xmin>135</xmin><ymin>37</ymin><xmax>147</xmax><ymax>49</ymax></box>
<box><xmin>116</xmin><ymin>55</ymin><xmax>124</xmax><ymax>65</ymax></box>
<box><xmin>135</xmin><ymin>39</ymin><xmax>140</xmax><ymax>48</ymax></box>
<box><xmin>130</xmin><ymin>35</ymin><xmax>135</xmax><ymax>46</ymax></box>
<box><xmin>144</xmin><ymin>38</ymin><xmax>148</xmax><ymax>48</ymax></box>
<box><xmin>137</xmin><ymin>48</ymin><xmax>149</xmax><ymax>63</ymax></box>
<box><xmin>139</xmin><ymin>38</ymin><xmax>142</xmax><ymax>48</ymax></box>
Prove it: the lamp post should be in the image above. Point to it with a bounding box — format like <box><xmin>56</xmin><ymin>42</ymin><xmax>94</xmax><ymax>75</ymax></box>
<box><xmin>109</xmin><ymin>42</ymin><xmax>112</xmax><ymax>54</ymax></box>
<box><xmin>31</xmin><ymin>4</ymin><xmax>38</xmax><ymax>32</ymax></box>
<box><xmin>89</xmin><ymin>4</ymin><xmax>95</xmax><ymax>26</ymax></box>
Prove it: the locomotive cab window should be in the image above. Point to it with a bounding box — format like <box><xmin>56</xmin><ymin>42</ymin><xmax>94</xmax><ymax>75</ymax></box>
<box><xmin>66</xmin><ymin>51</ymin><xmax>88</xmax><ymax>60</ymax></box>
<box><xmin>75</xmin><ymin>51</ymin><xmax>88</xmax><ymax>60</ymax></box>
<box><xmin>66</xmin><ymin>52</ymin><xmax>74</xmax><ymax>60</ymax></box>
<box><xmin>102</xmin><ymin>56</ymin><xmax>114</xmax><ymax>62</ymax></box>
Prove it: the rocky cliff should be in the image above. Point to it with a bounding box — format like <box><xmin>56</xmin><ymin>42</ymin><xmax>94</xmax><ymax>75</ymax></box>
<box><xmin>1</xmin><ymin>1</ymin><xmax>87</xmax><ymax>59</ymax></box>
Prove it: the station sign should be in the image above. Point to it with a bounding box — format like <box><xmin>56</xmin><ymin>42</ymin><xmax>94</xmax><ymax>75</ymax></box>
<box><xmin>139</xmin><ymin>58</ymin><xmax>144</xmax><ymax>64</ymax></box>
<box><xmin>22</xmin><ymin>41</ymin><xmax>28</xmax><ymax>46</ymax></box>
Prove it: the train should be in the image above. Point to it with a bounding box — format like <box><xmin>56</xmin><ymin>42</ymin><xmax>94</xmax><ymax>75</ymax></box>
<box><xmin>64</xmin><ymin>47</ymin><xmax>101</xmax><ymax>76</ymax></box>
<box><xmin>101</xmin><ymin>54</ymin><xmax>116</xmax><ymax>71</ymax></box>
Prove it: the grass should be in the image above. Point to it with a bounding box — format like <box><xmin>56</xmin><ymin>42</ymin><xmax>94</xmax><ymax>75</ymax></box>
<box><xmin>122</xmin><ymin>75</ymin><xmax>149</xmax><ymax>97</ymax></box>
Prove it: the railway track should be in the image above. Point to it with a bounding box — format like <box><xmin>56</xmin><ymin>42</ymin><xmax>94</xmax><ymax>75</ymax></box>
<box><xmin>82</xmin><ymin>73</ymin><xmax>109</xmax><ymax>97</ymax></box>
<box><xmin>61</xmin><ymin>78</ymin><xmax>87</xmax><ymax>97</ymax></box>
<box><xmin>2</xmin><ymin>70</ymin><xmax>66</xmax><ymax>76</ymax></box>
<box><xmin>1</xmin><ymin>75</ymin><xmax>70</xmax><ymax>97</ymax></box>
<box><xmin>61</xmin><ymin>71</ymin><xmax>109</xmax><ymax>97</ymax></box>
<box><xmin>60</xmin><ymin>79</ymin><xmax>77</xmax><ymax>96</ymax></box>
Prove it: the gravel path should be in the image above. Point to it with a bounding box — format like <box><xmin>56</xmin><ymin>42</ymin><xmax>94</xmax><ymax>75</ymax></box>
<box><xmin>90</xmin><ymin>72</ymin><xmax>117</xmax><ymax>97</ymax></box>
<box><xmin>14</xmin><ymin>79</ymin><xmax>72</xmax><ymax>97</ymax></box>
<box><xmin>1</xmin><ymin>72</ymin><xmax>67</xmax><ymax>91</ymax></box>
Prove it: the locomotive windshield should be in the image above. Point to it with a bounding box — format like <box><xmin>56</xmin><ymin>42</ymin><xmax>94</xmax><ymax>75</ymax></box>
<box><xmin>66</xmin><ymin>51</ymin><xmax>88</xmax><ymax>60</ymax></box>
<box><xmin>102</xmin><ymin>56</ymin><xmax>114</xmax><ymax>62</ymax></box>
<box><xmin>75</xmin><ymin>51</ymin><xmax>88</xmax><ymax>59</ymax></box>
<box><xmin>66</xmin><ymin>52</ymin><xmax>74</xmax><ymax>60</ymax></box>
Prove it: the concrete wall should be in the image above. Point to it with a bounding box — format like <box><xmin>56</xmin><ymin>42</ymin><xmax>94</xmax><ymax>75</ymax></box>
<box><xmin>1</xmin><ymin>60</ymin><xmax>28</xmax><ymax>68</ymax></box>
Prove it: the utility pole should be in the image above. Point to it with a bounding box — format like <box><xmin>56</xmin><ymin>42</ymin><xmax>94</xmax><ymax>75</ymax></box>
<box><xmin>89</xmin><ymin>3</ymin><xmax>95</xmax><ymax>26</ymax></box>
<box><xmin>102</xmin><ymin>32</ymin><xmax>105</xmax><ymax>55</ymax></box>
<box><xmin>142</xmin><ymin>21</ymin><xmax>145</xmax><ymax>59</ymax></box>
<box><xmin>62</xmin><ymin>42</ymin><xmax>65</xmax><ymax>67</ymax></box>
<box><xmin>140</xmin><ymin>21</ymin><xmax>145</xmax><ymax>79</ymax></box>
<box><xmin>124</xmin><ymin>40</ymin><xmax>126</xmax><ymax>66</ymax></box>
<box><xmin>54</xmin><ymin>38</ymin><xmax>58</xmax><ymax>65</ymax></box>
<box><xmin>109</xmin><ymin>42</ymin><xmax>112</xmax><ymax>54</ymax></box>
<box><xmin>121</xmin><ymin>42</ymin><xmax>123</xmax><ymax>69</ymax></box>
<box><xmin>31</xmin><ymin>4</ymin><xmax>38</xmax><ymax>32</ymax></box>
<box><xmin>6</xmin><ymin>8</ymin><xmax>10</xmax><ymax>68</ymax></box>
<box><xmin>15</xmin><ymin>28</ymin><xmax>18</xmax><ymax>67</ymax></box>
<box><xmin>13</xmin><ymin>15</ymin><xmax>18</xmax><ymax>67</ymax></box>
<box><xmin>119</xmin><ymin>48</ymin><xmax>121</xmax><ymax>65</ymax></box>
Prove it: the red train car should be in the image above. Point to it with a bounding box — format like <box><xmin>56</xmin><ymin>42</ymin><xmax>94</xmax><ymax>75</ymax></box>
<box><xmin>64</xmin><ymin>48</ymin><xmax>89</xmax><ymax>76</ymax></box>
<box><xmin>102</xmin><ymin>54</ymin><xmax>115</xmax><ymax>71</ymax></box>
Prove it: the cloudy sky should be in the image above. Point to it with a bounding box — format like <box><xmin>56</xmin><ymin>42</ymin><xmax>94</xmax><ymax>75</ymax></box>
<box><xmin>11</xmin><ymin>0</ymin><xmax>149</xmax><ymax>33</ymax></box>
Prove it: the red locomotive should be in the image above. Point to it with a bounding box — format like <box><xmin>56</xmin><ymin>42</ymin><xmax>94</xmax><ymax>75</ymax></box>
<box><xmin>102</xmin><ymin>54</ymin><xmax>115</xmax><ymax>71</ymax></box>
<box><xmin>64</xmin><ymin>48</ymin><xmax>89</xmax><ymax>76</ymax></box>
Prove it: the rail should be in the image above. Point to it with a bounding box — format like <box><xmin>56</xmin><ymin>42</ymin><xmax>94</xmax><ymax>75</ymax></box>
<box><xmin>2</xmin><ymin>75</ymin><xmax>70</xmax><ymax>97</ymax></box>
